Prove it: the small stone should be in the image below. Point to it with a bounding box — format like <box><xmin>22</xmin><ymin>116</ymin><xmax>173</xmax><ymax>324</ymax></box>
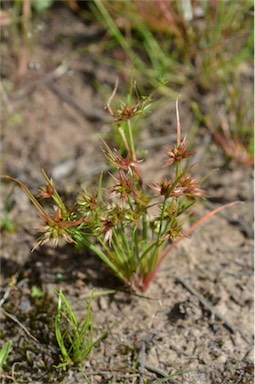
<box><xmin>98</xmin><ymin>296</ymin><xmax>108</xmax><ymax>310</ymax></box>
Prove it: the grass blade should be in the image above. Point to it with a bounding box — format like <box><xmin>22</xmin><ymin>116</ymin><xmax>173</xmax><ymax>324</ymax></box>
<box><xmin>0</xmin><ymin>341</ymin><xmax>12</xmax><ymax>371</ymax></box>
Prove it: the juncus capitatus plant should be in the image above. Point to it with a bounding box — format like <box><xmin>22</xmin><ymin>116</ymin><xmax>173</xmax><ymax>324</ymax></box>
<box><xmin>4</xmin><ymin>82</ymin><xmax>235</xmax><ymax>292</ymax></box>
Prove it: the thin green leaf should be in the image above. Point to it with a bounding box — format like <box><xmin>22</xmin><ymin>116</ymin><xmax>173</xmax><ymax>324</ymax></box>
<box><xmin>0</xmin><ymin>341</ymin><xmax>12</xmax><ymax>370</ymax></box>
<box><xmin>152</xmin><ymin>369</ymin><xmax>194</xmax><ymax>384</ymax></box>
<box><xmin>41</xmin><ymin>168</ymin><xmax>67</xmax><ymax>213</ymax></box>
<box><xmin>2</xmin><ymin>176</ymin><xmax>50</xmax><ymax>219</ymax></box>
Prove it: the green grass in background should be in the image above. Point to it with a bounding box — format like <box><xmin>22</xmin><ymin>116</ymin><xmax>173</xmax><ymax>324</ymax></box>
<box><xmin>88</xmin><ymin>0</ymin><xmax>253</xmax><ymax>164</ymax></box>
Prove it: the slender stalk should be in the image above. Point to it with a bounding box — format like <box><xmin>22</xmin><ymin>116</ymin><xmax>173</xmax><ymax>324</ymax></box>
<box><xmin>127</xmin><ymin>120</ymin><xmax>136</xmax><ymax>161</ymax></box>
<box><xmin>97</xmin><ymin>172</ymin><xmax>103</xmax><ymax>202</ymax></box>
<box><xmin>81</xmin><ymin>236</ymin><xmax>127</xmax><ymax>283</ymax></box>
<box><xmin>41</xmin><ymin>168</ymin><xmax>67</xmax><ymax>214</ymax></box>
<box><xmin>159</xmin><ymin>199</ymin><xmax>167</xmax><ymax>237</ymax></box>
<box><xmin>163</xmin><ymin>198</ymin><xmax>179</xmax><ymax>234</ymax></box>
<box><xmin>119</xmin><ymin>223</ymin><xmax>133</xmax><ymax>264</ymax></box>
<box><xmin>22</xmin><ymin>0</ymin><xmax>31</xmax><ymax>48</ymax></box>
<box><xmin>131</xmin><ymin>225</ymin><xmax>139</xmax><ymax>267</ymax></box>
<box><xmin>142</xmin><ymin>214</ymin><xmax>148</xmax><ymax>248</ymax></box>
<box><xmin>148</xmin><ymin>197</ymin><xmax>168</xmax><ymax>271</ymax></box>
<box><xmin>127</xmin><ymin>194</ymin><xmax>134</xmax><ymax>211</ymax></box>
<box><xmin>3</xmin><ymin>176</ymin><xmax>51</xmax><ymax>221</ymax></box>
<box><xmin>175</xmin><ymin>161</ymin><xmax>181</xmax><ymax>179</ymax></box>
<box><xmin>176</xmin><ymin>98</ymin><xmax>181</xmax><ymax>147</ymax></box>
<box><xmin>107</xmin><ymin>78</ymin><xmax>119</xmax><ymax>116</ymax></box>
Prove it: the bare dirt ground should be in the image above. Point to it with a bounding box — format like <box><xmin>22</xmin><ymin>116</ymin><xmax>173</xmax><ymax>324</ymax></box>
<box><xmin>1</xmin><ymin>4</ymin><xmax>254</xmax><ymax>384</ymax></box>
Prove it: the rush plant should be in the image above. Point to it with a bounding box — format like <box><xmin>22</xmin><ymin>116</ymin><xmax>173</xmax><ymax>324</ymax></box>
<box><xmin>3</xmin><ymin>84</ymin><xmax>235</xmax><ymax>292</ymax></box>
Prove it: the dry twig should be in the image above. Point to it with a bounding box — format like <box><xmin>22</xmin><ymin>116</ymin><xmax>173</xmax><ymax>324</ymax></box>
<box><xmin>175</xmin><ymin>276</ymin><xmax>236</xmax><ymax>334</ymax></box>
<box><xmin>1</xmin><ymin>308</ymin><xmax>39</xmax><ymax>343</ymax></box>
<box><xmin>45</xmin><ymin>80</ymin><xmax>108</xmax><ymax>121</ymax></box>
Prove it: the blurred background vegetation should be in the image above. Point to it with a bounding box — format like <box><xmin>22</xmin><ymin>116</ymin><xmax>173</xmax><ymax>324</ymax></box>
<box><xmin>1</xmin><ymin>0</ymin><xmax>254</xmax><ymax>165</ymax></box>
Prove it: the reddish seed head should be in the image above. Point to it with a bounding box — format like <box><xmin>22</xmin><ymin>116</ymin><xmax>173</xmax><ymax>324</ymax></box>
<box><xmin>164</xmin><ymin>136</ymin><xmax>193</xmax><ymax>166</ymax></box>
<box><xmin>32</xmin><ymin>208</ymin><xmax>84</xmax><ymax>251</ymax></box>
<box><xmin>161</xmin><ymin>221</ymin><xmax>186</xmax><ymax>241</ymax></box>
<box><xmin>38</xmin><ymin>183</ymin><xmax>55</xmax><ymax>199</ymax></box>
<box><xmin>101</xmin><ymin>140</ymin><xmax>143</xmax><ymax>174</ymax></box>
<box><xmin>99</xmin><ymin>216</ymin><xmax>117</xmax><ymax>245</ymax></box>
<box><xmin>149</xmin><ymin>177</ymin><xmax>185</xmax><ymax>199</ymax></box>
<box><xmin>178</xmin><ymin>175</ymin><xmax>205</xmax><ymax>198</ymax></box>
<box><xmin>110</xmin><ymin>170</ymin><xmax>138</xmax><ymax>207</ymax></box>
<box><xmin>79</xmin><ymin>191</ymin><xmax>98</xmax><ymax>211</ymax></box>
<box><xmin>149</xmin><ymin>177</ymin><xmax>172</xmax><ymax>197</ymax></box>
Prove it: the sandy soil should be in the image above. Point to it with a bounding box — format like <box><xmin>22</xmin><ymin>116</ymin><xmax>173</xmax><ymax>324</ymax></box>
<box><xmin>1</xmin><ymin>4</ymin><xmax>253</xmax><ymax>384</ymax></box>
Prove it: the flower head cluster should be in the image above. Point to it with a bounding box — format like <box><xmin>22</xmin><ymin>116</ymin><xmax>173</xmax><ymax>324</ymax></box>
<box><xmin>98</xmin><ymin>208</ymin><xmax>121</xmax><ymax>245</ymax></box>
<box><xmin>101</xmin><ymin>140</ymin><xmax>142</xmax><ymax>174</ymax></box>
<box><xmin>149</xmin><ymin>177</ymin><xmax>183</xmax><ymax>198</ymax></box>
<box><xmin>164</xmin><ymin>136</ymin><xmax>193</xmax><ymax>166</ymax></box>
<box><xmin>106</xmin><ymin>79</ymin><xmax>151</xmax><ymax>126</ymax></box>
<box><xmin>149</xmin><ymin>174</ymin><xmax>205</xmax><ymax>200</ymax></box>
<box><xmin>33</xmin><ymin>208</ymin><xmax>83</xmax><ymax>251</ymax></box>
<box><xmin>38</xmin><ymin>183</ymin><xmax>55</xmax><ymax>199</ymax></box>
<box><xmin>79</xmin><ymin>191</ymin><xmax>98</xmax><ymax>212</ymax></box>
<box><xmin>98</xmin><ymin>217</ymin><xmax>115</xmax><ymax>244</ymax></box>
<box><xmin>113</xmin><ymin>102</ymin><xmax>141</xmax><ymax>125</ymax></box>
<box><xmin>178</xmin><ymin>175</ymin><xmax>205</xmax><ymax>199</ymax></box>
<box><xmin>161</xmin><ymin>221</ymin><xmax>186</xmax><ymax>241</ymax></box>
<box><xmin>149</xmin><ymin>176</ymin><xmax>186</xmax><ymax>199</ymax></box>
<box><xmin>110</xmin><ymin>170</ymin><xmax>138</xmax><ymax>207</ymax></box>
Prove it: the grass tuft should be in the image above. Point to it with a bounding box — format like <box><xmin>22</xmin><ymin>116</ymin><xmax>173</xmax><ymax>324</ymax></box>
<box><xmin>54</xmin><ymin>289</ymin><xmax>107</xmax><ymax>369</ymax></box>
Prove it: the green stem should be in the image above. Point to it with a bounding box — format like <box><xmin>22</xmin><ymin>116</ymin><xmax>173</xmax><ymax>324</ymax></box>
<box><xmin>119</xmin><ymin>223</ymin><xmax>133</xmax><ymax>264</ymax></box>
<box><xmin>3</xmin><ymin>175</ymin><xmax>51</xmax><ymax>221</ymax></box>
<box><xmin>149</xmin><ymin>198</ymin><xmax>167</xmax><ymax>271</ymax></box>
<box><xmin>175</xmin><ymin>161</ymin><xmax>181</xmax><ymax>179</ymax></box>
<box><xmin>176</xmin><ymin>98</ymin><xmax>181</xmax><ymax>147</ymax></box>
<box><xmin>163</xmin><ymin>198</ymin><xmax>179</xmax><ymax>234</ymax></box>
<box><xmin>41</xmin><ymin>168</ymin><xmax>67</xmax><ymax>214</ymax></box>
<box><xmin>131</xmin><ymin>225</ymin><xmax>139</xmax><ymax>268</ymax></box>
<box><xmin>80</xmin><ymin>236</ymin><xmax>127</xmax><ymax>283</ymax></box>
<box><xmin>158</xmin><ymin>198</ymin><xmax>167</xmax><ymax>239</ymax></box>
<box><xmin>127</xmin><ymin>194</ymin><xmax>134</xmax><ymax>211</ymax></box>
<box><xmin>127</xmin><ymin>120</ymin><xmax>136</xmax><ymax>160</ymax></box>
<box><xmin>142</xmin><ymin>214</ymin><xmax>148</xmax><ymax>247</ymax></box>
